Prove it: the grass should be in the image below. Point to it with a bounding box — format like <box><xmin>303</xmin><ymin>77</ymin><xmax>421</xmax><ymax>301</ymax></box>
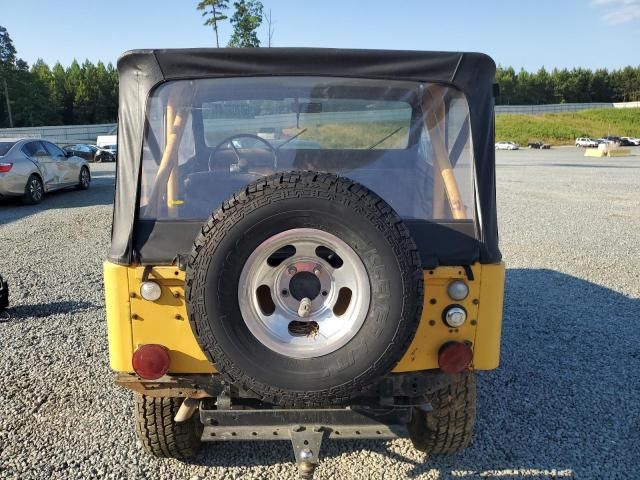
<box><xmin>298</xmin><ymin>122</ymin><xmax>409</xmax><ymax>149</ymax></box>
<box><xmin>206</xmin><ymin>122</ymin><xmax>410</xmax><ymax>150</ymax></box>
<box><xmin>496</xmin><ymin>107</ymin><xmax>640</xmax><ymax>146</ymax></box>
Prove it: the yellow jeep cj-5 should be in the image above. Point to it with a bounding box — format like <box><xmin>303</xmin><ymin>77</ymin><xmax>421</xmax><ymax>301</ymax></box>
<box><xmin>104</xmin><ymin>48</ymin><xmax>505</xmax><ymax>478</ymax></box>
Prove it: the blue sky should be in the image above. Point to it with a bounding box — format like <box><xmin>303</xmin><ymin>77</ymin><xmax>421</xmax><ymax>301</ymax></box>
<box><xmin>2</xmin><ymin>0</ymin><xmax>639</xmax><ymax>71</ymax></box>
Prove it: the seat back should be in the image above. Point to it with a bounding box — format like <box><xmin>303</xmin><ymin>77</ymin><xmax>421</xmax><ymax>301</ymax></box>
<box><xmin>182</xmin><ymin>171</ymin><xmax>264</xmax><ymax>219</ymax></box>
<box><xmin>343</xmin><ymin>169</ymin><xmax>432</xmax><ymax>219</ymax></box>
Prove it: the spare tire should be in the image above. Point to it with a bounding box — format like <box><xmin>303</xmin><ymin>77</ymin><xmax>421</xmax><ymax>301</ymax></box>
<box><xmin>186</xmin><ymin>171</ymin><xmax>423</xmax><ymax>407</ymax></box>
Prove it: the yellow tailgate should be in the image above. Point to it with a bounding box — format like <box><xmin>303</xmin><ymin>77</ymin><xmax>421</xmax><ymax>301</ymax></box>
<box><xmin>105</xmin><ymin>262</ymin><xmax>504</xmax><ymax>374</ymax></box>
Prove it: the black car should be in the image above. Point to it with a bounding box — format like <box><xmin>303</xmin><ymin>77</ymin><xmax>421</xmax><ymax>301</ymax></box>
<box><xmin>94</xmin><ymin>144</ymin><xmax>117</xmax><ymax>162</ymax></box>
<box><xmin>62</xmin><ymin>144</ymin><xmax>98</xmax><ymax>161</ymax></box>
<box><xmin>528</xmin><ymin>141</ymin><xmax>551</xmax><ymax>149</ymax></box>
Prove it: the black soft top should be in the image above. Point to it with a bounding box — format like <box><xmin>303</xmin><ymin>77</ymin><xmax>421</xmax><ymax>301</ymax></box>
<box><xmin>110</xmin><ymin>48</ymin><xmax>500</xmax><ymax>266</ymax></box>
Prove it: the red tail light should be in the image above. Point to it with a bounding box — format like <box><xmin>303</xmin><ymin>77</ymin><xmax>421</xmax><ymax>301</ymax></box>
<box><xmin>0</xmin><ymin>163</ymin><xmax>13</xmax><ymax>173</ymax></box>
<box><xmin>438</xmin><ymin>341</ymin><xmax>473</xmax><ymax>374</ymax></box>
<box><xmin>132</xmin><ymin>344</ymin><xmax>170</xmax><ymax>380</ymax></box>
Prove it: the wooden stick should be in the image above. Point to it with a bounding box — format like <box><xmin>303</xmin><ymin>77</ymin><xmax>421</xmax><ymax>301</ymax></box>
<box><xmin>422</xmin><ymin>86</ymin><xmax>467</xmax><ymax>220</ymax></box>
<box><xmin>146</xmin><ymin>84</ymin><xmax>191</xmax><ymax>217</ymax></box>
<box><xmin>166</xmin><ymin>98</ymin><xmax>179</xmax><ymax>216</ymax></box>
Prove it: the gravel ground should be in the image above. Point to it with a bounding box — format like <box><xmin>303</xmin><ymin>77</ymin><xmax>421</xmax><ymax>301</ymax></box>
<box><xmin>1</xmin><ymin>149</ymin><xmax>639</xmax><ymax>479</ymax></box>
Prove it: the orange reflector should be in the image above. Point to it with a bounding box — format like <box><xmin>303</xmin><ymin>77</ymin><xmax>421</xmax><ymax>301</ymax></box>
<box><xmin>438</xmin><ymin>341</ymin><xmax>473</xmax><ymax>374</ymax></box>
<box><xmin>132</xmin><ymin>344</ymin><xmax>170</xmax><ymax>380</ymax></box>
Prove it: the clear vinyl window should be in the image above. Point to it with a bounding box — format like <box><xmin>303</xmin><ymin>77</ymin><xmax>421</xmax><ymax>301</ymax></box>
<box><xmin>140</xmin><ymin>76</ymin><xmax>475</xmax><ymax>225</ymax></box>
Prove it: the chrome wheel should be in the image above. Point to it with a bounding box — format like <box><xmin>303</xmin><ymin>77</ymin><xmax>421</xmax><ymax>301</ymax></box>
<box><xmin>80</xmin><ymin>168</ymin><xmax>90</xmax><ymax>188</ymax></box>
<box><xmin>238</xmin><ymin>228</ymin><xmax>371</xmax><ymax>358</ymax></box>
<box><xmin>29</xmin><ymin>177</ymin><xmax>43</xmax><ymax>202</ymax></box>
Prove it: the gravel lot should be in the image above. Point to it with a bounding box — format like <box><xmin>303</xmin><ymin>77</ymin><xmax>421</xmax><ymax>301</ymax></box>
<box><xmin>1</xmin><ymin>149</ymin><xmax>639</xmax><ymax>479</ymax></box>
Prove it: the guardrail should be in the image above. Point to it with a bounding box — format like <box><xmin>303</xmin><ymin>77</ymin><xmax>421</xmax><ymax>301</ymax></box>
<box><xmin>495</xmin><ymin>100</ymin><xmax>640</xmax><ymax>115</ymax></box>
<box><xmin>0</xmin><ymin>123</ymin><xmax>117</xmax><ymax>144</ymax></box>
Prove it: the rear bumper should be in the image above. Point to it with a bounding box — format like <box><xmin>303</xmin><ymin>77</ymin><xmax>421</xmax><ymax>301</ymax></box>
<box><xmin>0</xmin><ymin>173</ymin><xmax>25</xmax><ymax>197</ymax></box>
<box><xmin>114</xmin><ymin>369</ymin><xmax>454</xmax><ymax>400</ymax></box>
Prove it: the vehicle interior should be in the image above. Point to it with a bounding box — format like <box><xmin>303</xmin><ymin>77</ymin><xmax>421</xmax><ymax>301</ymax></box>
<box><xmin>140</xmin><ymin>77</ymin><xmax>475</xmax><ymax>228</ymax></box>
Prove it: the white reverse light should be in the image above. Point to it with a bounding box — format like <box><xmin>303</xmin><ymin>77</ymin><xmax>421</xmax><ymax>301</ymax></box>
<box><xmin>140</xmin><ymin>281</ymin><xmax>162</xmax><ymax>301</ymax></box>
<box><xmin>447</xmin><ymin>280</ymin><xmax>469</xmax><ymax>301</ymax></box>
<box><xmin>444</xmin><ymin>306</ymin><xmax>467</xmax><ymax>328</ymax></box>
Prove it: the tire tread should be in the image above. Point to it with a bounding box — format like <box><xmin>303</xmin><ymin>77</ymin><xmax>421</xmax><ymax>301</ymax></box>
<box><xmin>134</xmin><ymin>394</ymin><xmax>201</xmax><ymax>459</ymax></box>
<box><xmin>408</xmin><ymin>371</ymin><xmax>476</xmax><ymax>454</ymax></box>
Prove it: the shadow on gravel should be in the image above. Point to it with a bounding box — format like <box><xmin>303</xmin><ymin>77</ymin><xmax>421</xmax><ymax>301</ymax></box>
<box><xmin>420</xmin><ymin>268</ymin><xmax>640</xmax><ymax>479</ymax></box>
<box><xmin>0</xmin><ymin>175</ymin><xmax>114</xmax><ymax>226</ymax></box>
<box><xmin>0</xmin><ymin>300</ymin><xmax>96</xmax><ymax>321</ymax></box>
<box><xmin>183</xmin><ymin>269</ymin><xmax>639</xmax><ymax>479</ymax></box>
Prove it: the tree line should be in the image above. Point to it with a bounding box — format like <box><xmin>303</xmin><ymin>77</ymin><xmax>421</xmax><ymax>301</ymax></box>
<box><xmin>496</xmin><ymin>65</ymin><xmax>640</xmax><ymax>105</ymax></box>
<box><xmin>0</xmin><ymin>26</ymin><xmax>118</xmax><ymax>128</ymax></box>
<box><xmin>2</xmin><ymin>15</ymin><xmax>640</xmax><ymax>129</ymax></box>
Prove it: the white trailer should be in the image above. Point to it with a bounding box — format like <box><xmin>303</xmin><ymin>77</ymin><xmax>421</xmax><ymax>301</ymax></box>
<box><xmin>96</xmin><ymin>135</ymin><xmax>117</xmax><ymax>148</ymax></box>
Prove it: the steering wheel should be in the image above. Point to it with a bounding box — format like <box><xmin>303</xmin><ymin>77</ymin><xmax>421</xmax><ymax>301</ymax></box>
<box><xmin>208</xmin><ymin>134</ymin><xmax>278</xmax><ymax>172</ymax></box>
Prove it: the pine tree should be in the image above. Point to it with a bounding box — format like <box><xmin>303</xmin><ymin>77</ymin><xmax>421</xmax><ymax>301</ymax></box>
<box><xmin>197</xmin><ymin>0</ymin><xmax>230</xmax><ymax>48</ymax></box>
<box><xmin>0</xmin><ymin>25</ymin><xmax>17</xmax><ymax>127</ymax></box>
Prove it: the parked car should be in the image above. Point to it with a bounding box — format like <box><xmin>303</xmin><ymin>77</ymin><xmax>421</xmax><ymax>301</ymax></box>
<box><xmin>495</xmin><ymin>141</ymin><xmax>519</xmax><ymax>150</ymax></box>
<box><xmin>94</xmin><ymin>144</ymin><xmax>117</xmax><ymax>162</ymax></box>
<box><xmin>63</xmin><ymin>143</ymin><xmax>98</xmax><ymax>162</ymax></box>
<box><xmin>0</xmin><ymin>138</ymin><xmax>90</xmax><ymax>204</ymax></box>
<box><xmin>617</xmin><ymin>137</ymin><xmax>635</xmax><ymax>147</ymax></box>
<box><xmin>603</xmin><ymin>136</ymin><xmax>622</xmax><ymax>145</ymax></box>
<box><xmin>575</xmin><ymin>137</ymin><xmax>599</xmax><ymax>148</ymax></box>
<box><xmin>621</xmin><ymin>137</ymin><xmax>640</xmax><ymax>146</ymax></box>
<box><xmin>528</xmin><ymin>141</ymin><xmax>551</xmax><ymax>149</ymax></box>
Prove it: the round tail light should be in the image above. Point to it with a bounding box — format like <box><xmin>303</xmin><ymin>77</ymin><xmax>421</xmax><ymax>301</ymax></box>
<box><xmin>438</xmin><ymin>341</ymin><xmax>473</xmax><ymax>374</ymax></box>
<box><xmin>132</xmin><ymin>344</ymin><xmax>170</xmax><ymax>380</ymax></box>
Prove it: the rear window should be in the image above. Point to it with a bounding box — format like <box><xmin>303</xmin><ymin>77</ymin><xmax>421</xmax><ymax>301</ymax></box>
<box><xmin>140</xmin><ymin>76</ymin><xmax>475</xmax><ymax>225</ymax></box>
<box><xmin>0</xmin><ymin>142</ymin><xmax>15</xmax><ymax>156</ymax></box>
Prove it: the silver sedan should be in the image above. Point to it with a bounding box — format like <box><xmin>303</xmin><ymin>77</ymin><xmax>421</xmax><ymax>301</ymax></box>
<box><xmin>0</xmin><ymin>138</ymin><xmax>91</xmax><ymax>204</ymax></box>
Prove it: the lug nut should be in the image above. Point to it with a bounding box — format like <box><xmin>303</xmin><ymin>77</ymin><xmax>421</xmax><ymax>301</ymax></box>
<box><xmin>298</xmin><ymin>298</ymin><xmax>312</xmax><ymax>318</ymax></box>
<box><xmin>288</xmin><ymin>266</ymin><xmax>297</xmax><ymax>275</ymax></box>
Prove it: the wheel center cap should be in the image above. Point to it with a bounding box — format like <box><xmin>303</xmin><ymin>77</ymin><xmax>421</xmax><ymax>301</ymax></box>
<box><xmin>289</xmin><ymin>271</ymin><xmax>321</xmax><ymax>301</ymax></box>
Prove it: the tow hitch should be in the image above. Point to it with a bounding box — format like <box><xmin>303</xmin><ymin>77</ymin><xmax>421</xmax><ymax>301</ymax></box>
<box><xmin>199</xmin><ymin>399</ymin><xmax>412</xmax><ymax>479</ymax></box>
